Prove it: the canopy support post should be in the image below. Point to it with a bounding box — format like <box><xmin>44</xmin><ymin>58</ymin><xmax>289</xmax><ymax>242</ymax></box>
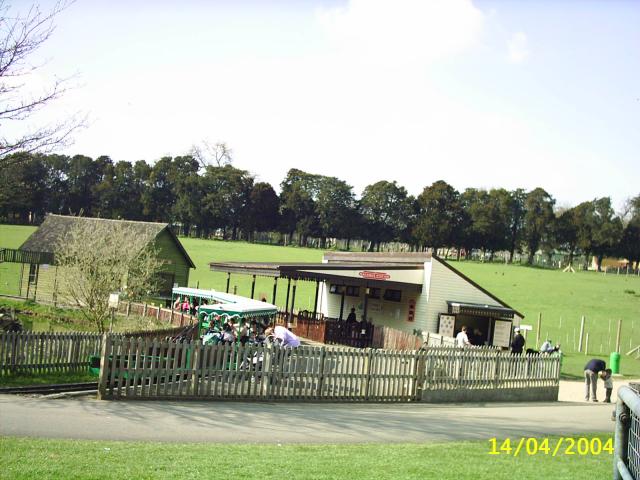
<box><xmin>272</xmin><ymin>278</ymin><xmax>278</xmax><ymax>305</ymax></box>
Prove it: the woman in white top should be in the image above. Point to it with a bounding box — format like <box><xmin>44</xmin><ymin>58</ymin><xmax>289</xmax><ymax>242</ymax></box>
<box><xmin>456</xmin><ymin>326</ymin><xmax>471</xmax><ymax>348</ymax></box>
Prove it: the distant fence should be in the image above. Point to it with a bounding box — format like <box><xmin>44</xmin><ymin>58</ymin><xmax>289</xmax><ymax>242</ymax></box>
<box><xmin>0</xmin><ymin>327</ymin><xmax>187</xmax><ymax>376</ymax></box>
<box><xmin>97</xmin><ymin>337</ymin><xmax>561</xmax><ymax>402</ymax></box>
<box><xmin>116</xmin><ymin>302</ymin><xmax>197</xmax><ymax>327</ymax></box>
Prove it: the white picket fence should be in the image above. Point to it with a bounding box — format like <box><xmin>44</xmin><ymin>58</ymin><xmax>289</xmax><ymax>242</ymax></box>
<box><xmin>97</xmin><ymin>336</ymin><xmax>561</xmax><ymax>402</ymax></box>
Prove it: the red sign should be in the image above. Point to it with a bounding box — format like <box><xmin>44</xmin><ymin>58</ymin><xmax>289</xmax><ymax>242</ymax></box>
<box><xmin>407</xmin><ymin>298</ymin><xmax>416</xmax><ymax>322</ymax></box>
<box><xmin>358</xmin><ymin>271</ymin><xmax>391</xmax><ymax>280</ymax></box>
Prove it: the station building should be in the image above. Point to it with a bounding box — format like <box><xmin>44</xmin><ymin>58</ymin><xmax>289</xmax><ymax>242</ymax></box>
<box><xmin>210</xmin><ymin>252</ymin><xmax>523</xmax><ymax>347</ymax></box>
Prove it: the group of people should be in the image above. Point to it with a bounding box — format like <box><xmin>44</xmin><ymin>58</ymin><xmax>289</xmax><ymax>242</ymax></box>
<box><xmin>173</xmin><ymin>296</ymin><xmax>209</xmax><ymax>316</ymax></box>
<box><xmin>455</xmin><ymin>325</ymin><xmax>562</xmax><ymax>356</ymax></box>
<box><xmin>455</xmin><ymin>326</ymin><xmax>485</xmax><ymax>348</ymax></box>
<box><xmin>201</xmin><ymin>315</ymin><xmax>301</xmax><ymax>348</ymax></box>
<box><xmin>584</xmin><ymin>358</ymin><xmax>614</xmax><ymax>403</ymax></box>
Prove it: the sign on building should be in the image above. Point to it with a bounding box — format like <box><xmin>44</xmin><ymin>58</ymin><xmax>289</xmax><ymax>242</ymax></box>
<box><xmin>438</xmin><ymin>314</ymin><xmax>455</xmax><ymax>337</ymax></box>
<box><xmin>493</xmin><ymin>320</ymin><xmax>512</xmax><ymax>348</ymax></box>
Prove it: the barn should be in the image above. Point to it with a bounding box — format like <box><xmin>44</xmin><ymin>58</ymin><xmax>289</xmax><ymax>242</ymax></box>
<box><xmin>210</xmin><ymin>252</ymin><xmax>523</xmax><ymax>347</ymax></box>
<box><xmin>12</xmin><ymin>215</ymin><xmax>195</xmax><ymax>304</ymax></box>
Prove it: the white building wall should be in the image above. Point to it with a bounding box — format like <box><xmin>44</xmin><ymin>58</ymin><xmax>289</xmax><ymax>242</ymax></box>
<box><xmin>425</xmin><ymin>258</ymin><xmax>523</xmax><ymax>332</ymax></box>
<box><xmin>315</xmin><ymin>257</ymin><xmax>521</xmax><ymax>336</ymax></box>
<box><xmin>323</xmin><ymin>283</ymin><xmax>428</xmax><ymax>333</ymax></box>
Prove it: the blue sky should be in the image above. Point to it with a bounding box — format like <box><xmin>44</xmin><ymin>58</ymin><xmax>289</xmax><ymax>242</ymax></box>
<box><xmin>8</xmin><ymin>0</ymin><xmax>639</xmax><ymax>209</ymax></box>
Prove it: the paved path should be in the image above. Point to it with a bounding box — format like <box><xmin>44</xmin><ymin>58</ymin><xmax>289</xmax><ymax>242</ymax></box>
<box><xmin>0</xmin><ymin>395</ymin><xmax>617</xmax><ymax>444</ymax></box>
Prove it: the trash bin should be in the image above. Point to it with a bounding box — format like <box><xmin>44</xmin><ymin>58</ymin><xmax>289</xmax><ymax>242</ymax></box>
<box><xmin>610</xmin><ymin>352</ymin><xmax>621</xmax><ymax>374</ymax></box>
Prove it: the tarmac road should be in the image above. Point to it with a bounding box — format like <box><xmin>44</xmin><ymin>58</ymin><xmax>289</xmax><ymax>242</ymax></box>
<box><xmin>0</xmin><ymin>394</ymin><xmax>616</xmax><ymax>444</ymax></box>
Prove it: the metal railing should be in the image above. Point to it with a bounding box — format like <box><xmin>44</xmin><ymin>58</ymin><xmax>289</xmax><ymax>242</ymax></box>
<box><xmin>614</xmin><ymin>385</ymin><xmax>640</xmax><ymax>479</ymax></box>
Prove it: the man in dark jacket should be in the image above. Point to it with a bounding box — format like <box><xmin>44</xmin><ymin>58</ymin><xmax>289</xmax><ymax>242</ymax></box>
<box><xmin>511</xmin><ymin>327</ymin><xmax>525</xmax><ymax>354</ymax></box>
<box><xmin>584</xmin><ymin>358</ymin><xmax>606</xmax><ymax>402</ymax></box>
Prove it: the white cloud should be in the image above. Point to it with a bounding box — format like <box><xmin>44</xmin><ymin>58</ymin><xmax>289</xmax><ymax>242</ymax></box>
<box><xmin>508</xmin><ymin>31</ymin><xmax>529</xmax><ymax>63</ymax></box>
<box><xmin>316</xmin><ymin>0</ymin><xmax>484</xmax><ymax>66</ymax></box>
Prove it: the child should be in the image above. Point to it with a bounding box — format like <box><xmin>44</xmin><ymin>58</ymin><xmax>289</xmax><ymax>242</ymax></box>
<box><xmin>602</xmin><ymin>368</ymin><xmax>613</xmax><ymax>403</ymax></box>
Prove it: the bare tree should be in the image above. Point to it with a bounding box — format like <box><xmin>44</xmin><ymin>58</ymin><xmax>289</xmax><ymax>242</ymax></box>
<box><xmin>0</xmin><ymin>1</ymin><xmax>83</xmax><ymax>162</ymax></box>
<box><xmin>55</xmin><ymin>220</ymin><xmax>165</xmax><ymax>332</ymax></box>
<box><xmin>190</xmin><ymin>140</ymin><xmax>232</xmax><ymax>169</ymax></box>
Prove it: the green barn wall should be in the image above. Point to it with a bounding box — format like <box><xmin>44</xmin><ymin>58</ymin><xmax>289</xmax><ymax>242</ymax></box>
<box><xmin>17</xmin><ymin>228</ymin><xmax>192</xmax><ymax>305</ymax></box>
<box><xmin>153</xmin><ymin>230</ymin><xmax>191</xmax><ymax>288</ymax></box>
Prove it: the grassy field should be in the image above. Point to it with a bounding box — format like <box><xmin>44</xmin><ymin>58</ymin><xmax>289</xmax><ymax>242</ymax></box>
<box><xmin>1</xmin><ymin>224</ymin><xmax>639</xmax><ymax>374</ymax></box>
<box><xmin>0</xmin><ymin>434</ymin><xmax>614</xmax><ymax>480</ymax></box>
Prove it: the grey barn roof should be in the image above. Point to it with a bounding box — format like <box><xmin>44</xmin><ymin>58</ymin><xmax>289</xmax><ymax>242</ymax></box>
<box><xmin>20</xmin><ymin>214</ymin><xmax>195</xmax><ymax>268</ymax></box>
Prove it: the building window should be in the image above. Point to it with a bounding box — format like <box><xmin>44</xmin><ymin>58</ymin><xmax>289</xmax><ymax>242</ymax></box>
<box><xmin>28</xmin><ymin>264</ymin><xmax>37</xmax><ymax>284</ymax></box>
<box><xmin>345</xmin><ymin>286</ymin><xmax>360</xmax><ymax>297</ymax></box>
<box><xmin>329</xmin><ymin>284</ymin><xmax>344</xmax><ymax>294</ymax></box>
<box><xmin>367</xmin><ymin>288</ymin><xmax>381</xmax><ymax>299</ymax></box>
<box><xmin>383</xmin><ymin>289</ymin><xmax>402</xmax><ymax>302</ymax></box>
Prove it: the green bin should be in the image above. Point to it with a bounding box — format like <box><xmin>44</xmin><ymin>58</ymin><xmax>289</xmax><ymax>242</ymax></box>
<box><xmin>610</xmin><ymin>352</ymin><xmax>621</xmax><ymax>374</ymax></box>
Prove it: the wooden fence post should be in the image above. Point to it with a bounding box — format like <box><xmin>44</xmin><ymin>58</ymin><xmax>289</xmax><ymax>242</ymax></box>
<box><xmin>536</xmin><ymin>313</ymin><xmax>542</xmax><ymax>348</ymax></box>
<box><xmin>494</xmin><ymin>353</ymin><xmax>501</xmax><ymax>389</ymax></box>
<box><xmin>585</xmin><ymin>332</ymin><xmax>589</xmax><ymax>356</ymax></box>
<box><xmin>315</xmin><ymin>347</ymin><xmax>327</xmax><ymax>399</ymax></box>
<box><xmin>191</xmin><ymin>341</ymin><xmax>201</xmax><ymax>397</ymax></box>
<box><xmin>126</xmin><ymin>302</ymin><xmax>131</xmax><ymax>317</ymax></box>
<box><xmin>10</xmin><ymin>332</ymin><xmax>17</xmax><ymax>374</ymax></box>
<box><xmin>616</xmin><ymin>319</ymin><xmax>622</xmax><ymax>352</ymax></box>
<box><xmin>414</xmin><ymin>349</ymin><xmax>426</xmax><ymax>401</ymax></box>
<box><xmin>97</xmin><ymin>333</ymin><xmax>110</xmax><ymax>400</ymax></box>
<box><xmin>363</xmin><ymin>348</ymin><xmax>374</xmax><ymax>400</ymax></box>
<box><xmin>578</xmin><ymin>316</ymin><xmax>585</xmax><ymax>352</ymax></box>
<box><xmin>143</xmin><ymin>303</ymin><xmax>147</xmax><ymax>318</ymax></box>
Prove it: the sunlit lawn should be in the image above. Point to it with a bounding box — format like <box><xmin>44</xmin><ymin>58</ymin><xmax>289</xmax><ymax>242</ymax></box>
<box><xmin>0</xmin><ymin>434</ymin><xmax>614</xmax><ymax>480</ymax></box>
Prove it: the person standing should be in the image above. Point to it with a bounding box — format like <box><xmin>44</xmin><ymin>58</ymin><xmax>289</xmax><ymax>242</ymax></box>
<box><xmin>346</xmin><ymin>308</ymin><xmax>357</xmax><ymax>323</ymax></box>
<box><xmin>601</xmin><ymin>368</ymin><xmax>613</xmax><ymax>403</ymax></box>
<box><xmin>584</xmin><ymin>358</ymin><xmax>606</xmax><ymax>402</ymax></box>
<box><xmin>511</xmin><ymin>327</ymin><xmax>525</xmax><ymax>354</ymax></box>
<box><xmin>456</xmin><ymin>326</ymin><xmax>471</xmax><ymax>348</ymax></box>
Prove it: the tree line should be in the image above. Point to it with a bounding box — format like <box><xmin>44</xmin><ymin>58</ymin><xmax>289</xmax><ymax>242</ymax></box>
<box><xmin>1</xmin><ymin>151</ymin><xmax>639</xmax><ymax>270</ymax></box>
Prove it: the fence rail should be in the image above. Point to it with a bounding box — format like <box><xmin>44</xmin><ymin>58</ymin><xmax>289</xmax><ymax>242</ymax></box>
<box><xmin>97</xmin><ymin>337</ymin><xmax>561</xmax><ymax>402</ymax></box>
<box><xmin>278</xmin><ymin>312</ymin><xmax>426</xmax><ymax>350</ymax></box>
<box><xmin>614</xmin><ymin>385</ymin><xmax>640</xmax><ymax>480</ymax></box>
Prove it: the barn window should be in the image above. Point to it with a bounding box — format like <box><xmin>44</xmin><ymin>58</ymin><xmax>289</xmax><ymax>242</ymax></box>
<box><xmin>28</xmin><ymin>264</ymin><xmax>38</xmax><ymax>284</ymax></box>
<box><xmin>156</xmin><ymin>273</ymin><xmax>175</xmax><ymax>297</ymax></box>
<box><xmin>383</xmin><ymin>289</ymin><xmax>402</xmax><ymax>302</ymax></box>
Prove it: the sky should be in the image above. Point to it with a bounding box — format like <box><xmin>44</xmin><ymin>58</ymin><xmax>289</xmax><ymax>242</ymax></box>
<box><xmin>6</xmin><ymin>0</ymin><xmax>640</xmax><ymax>210</ymax></box>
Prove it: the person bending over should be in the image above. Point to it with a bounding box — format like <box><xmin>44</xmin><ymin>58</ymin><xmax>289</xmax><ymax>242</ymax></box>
<box><xmin>264</xmin><ymin>325</ymin><xmax>301</xmax><ymax>347</ymax></box>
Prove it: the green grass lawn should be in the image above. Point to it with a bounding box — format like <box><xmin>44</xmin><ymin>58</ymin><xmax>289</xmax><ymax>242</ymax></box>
<box><xmin>450</xmin><ymin>261</ymin><xmax>640</xmax><ymax>355</ymax></box>
<box><xmin>0</xmin><ymin>371</ymin><xmax>96</xmax><ymax>387</ymax></box>
<box><xmin>0</xmin><ymin>434</ymin><xmax>614</xmax><ymax>480</ymax></box>
<box><xmin>1</xmin><ymin>224</ymin><xmax>639</xmax><ymax>376</ymax></box>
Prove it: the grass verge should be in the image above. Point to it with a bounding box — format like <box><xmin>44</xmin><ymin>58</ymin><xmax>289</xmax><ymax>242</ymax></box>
<box><xmin>0</xmin><ymin>371</ymin><xmax>96</xmax><ymax>387</ymax></box>
<box><xmin>0</xmin><ymin>434</ymin><xmax>614</xmax><ymax>480</ymax></box>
